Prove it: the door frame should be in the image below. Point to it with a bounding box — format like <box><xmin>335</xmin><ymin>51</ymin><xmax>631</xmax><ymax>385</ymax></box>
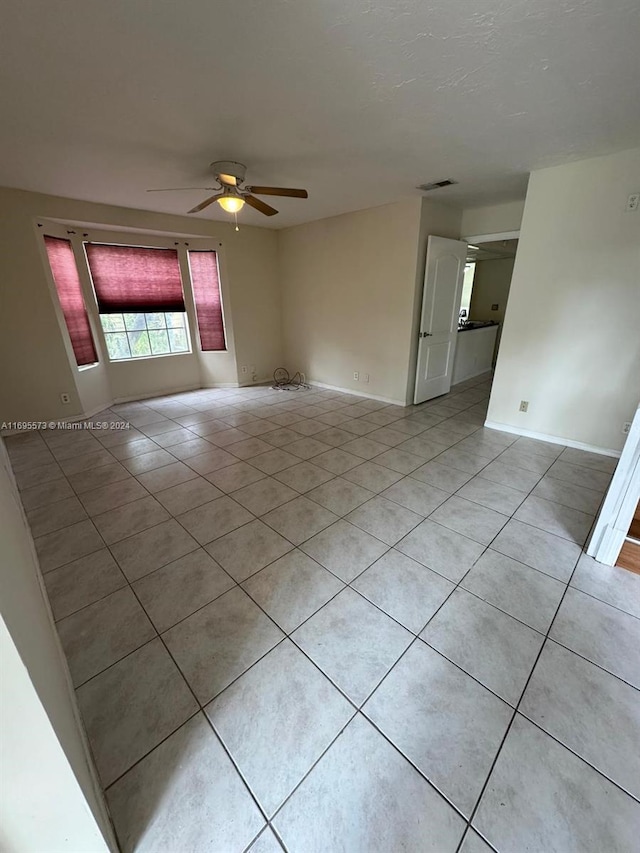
<box><xmin>587</xmin><ymin>404</ymin><xmax>640</xmax><ymax>565</ymax></box>
<box><xmin>462</xmin><ymin>230</ymin><xmax>521</xmax><ymax>243</ymax></box>
<box><xmin>460</xmin><ymin>230</ymin><xmax>521</xmax><ymax>373</ymax></box>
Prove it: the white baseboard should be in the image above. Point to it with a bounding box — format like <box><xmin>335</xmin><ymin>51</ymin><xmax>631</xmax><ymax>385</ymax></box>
<box><xmin>202</xmin><ymin>381</ymin><xmax>241</xmax><ymax>389</ymax></box>
<box><xmin>112</xmin><ymin>382</ymin><xmax>202</xmax><ymax>405</ymax></box>
<box><xmin>307</xmin><ymin>380</ymin><xmax>406</xmax><ymax>407</ymax></box>
<box><xmin>484</xmin><ymin>420</ymin><xmax>622</xmax><ymax>459</ymax></box>
<box><xmin>80</xmin><ymin>403</ymin><xmax>116</xmax><ymax>420</ymax></box>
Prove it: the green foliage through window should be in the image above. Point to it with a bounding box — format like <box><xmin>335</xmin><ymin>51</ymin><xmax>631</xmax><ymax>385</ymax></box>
<box><xmin>100</xmin><ymin>312</ymin><xmax>189</xmax><ymax>360</ymax></box>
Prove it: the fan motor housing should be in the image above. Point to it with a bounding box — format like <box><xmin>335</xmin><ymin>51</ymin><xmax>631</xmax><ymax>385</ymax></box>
<box><xmin>211</xmin><ymin>160</ymin><xmax>246</xmax><ymax>186</ymax></box>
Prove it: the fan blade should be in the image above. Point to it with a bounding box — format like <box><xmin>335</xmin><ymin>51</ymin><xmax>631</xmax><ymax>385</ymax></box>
<box><xmin>147</xmin><ymin>187</ymin><xmax>216</xmax><ymax>192</ymax></box>
<box><xmin>188</xmin><ymin>194</ymin><xmax>222</xmax><ymax>214</ymax></box>
<box><xmin>244</xmin><ymin>195</ymin><xmax>278</xmax><ymax>216</ymax></box>
<box><xmin>246</xmin><ymin>186</ymin><xmax>308</xmax><ymax>198</ymax></box>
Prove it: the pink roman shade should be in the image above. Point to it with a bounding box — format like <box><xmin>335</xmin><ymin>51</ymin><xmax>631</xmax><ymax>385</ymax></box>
<box><xmin>188</xmin><ymin>250</ymin><xmax>226</xmax><ymax>351</ymax></box>
<box><xmin>44</xmin><ymin>236</ymin><xmax>98</xmax><ymax>366</ymax></box>
<box><xmin>85</xmin><ymin>243</ymin><xmax>185</xmax><ymax>313</ymax></box>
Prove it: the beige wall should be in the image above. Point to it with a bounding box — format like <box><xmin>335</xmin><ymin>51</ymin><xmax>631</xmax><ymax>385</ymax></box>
<box><xmin>461</xmin><ymin>199</ymin><xmax>525</xmax><ymax>237</ymax></box>
<box><xmin>0</xmin><ymin>445</ymin><xmax>114</xmax><ymax>851</ymax></box>
<box><xmin>0</xmin><ymin>187</ymin><xmax>281</xmax><ymax>422</ymax></box>
<box><xmin>279</xmin><ymin>198</ymin><xmax>461</xmax><ymax>405</ymax></box>
<box><xmin>488</xmin><ymin>147</ymin><xmax>640</xmax><ymax>453</ymax></box>
<box><xmin>469</xmin><ymin>257</ymin><xmax>515</xmax><ymax>324</ymax></box>
<box><xmin>279</xmin><ymin>199</ymin><xmax>422</xmax><ymax>403</ymax></box>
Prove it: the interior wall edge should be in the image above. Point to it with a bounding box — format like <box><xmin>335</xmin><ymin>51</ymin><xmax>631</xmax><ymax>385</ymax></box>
<box><xmin>0</xmin><ymin>445</ymin><xmax>117</xmax><ymax>851</ymax></box>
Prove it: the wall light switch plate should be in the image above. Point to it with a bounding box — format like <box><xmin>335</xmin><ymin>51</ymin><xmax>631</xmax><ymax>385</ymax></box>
<box><xmin>626</xmin><ymin>193</ymin><xmax>639</xmax><ymax>212</ymax></box>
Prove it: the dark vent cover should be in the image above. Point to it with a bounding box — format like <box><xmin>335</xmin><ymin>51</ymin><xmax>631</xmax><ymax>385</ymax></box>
<box><xmin>417</xmin><ymin>179</ymin><xmax>458</xmax><ymax>191</ymax></box>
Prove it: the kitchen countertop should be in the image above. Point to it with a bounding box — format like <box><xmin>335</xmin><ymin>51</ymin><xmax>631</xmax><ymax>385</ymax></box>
<box><xmin>457</xmin><ymin>321</ymin><xmax>499</xmax><ymax>332</ymax></box>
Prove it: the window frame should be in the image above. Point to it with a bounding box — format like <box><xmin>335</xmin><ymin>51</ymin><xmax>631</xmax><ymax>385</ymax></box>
<box><xmin>459</xmin><ymin>261</ymin><xmax>476</xmax><ymax>320</ymax></box>
<box><xmin>37</xmin><ymin>222</ymin><xmax>231</xmax><ymax>369</ymax></box>
<box><xmin>99</xmin><ymin>310</ymin><xmax>192</xmax><ymax>362</ymax></box>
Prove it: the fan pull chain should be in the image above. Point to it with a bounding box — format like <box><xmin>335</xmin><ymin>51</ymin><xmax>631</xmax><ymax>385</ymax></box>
<box><xmin>234</xmin><ymin>211</ymin><xmax>239</xmax><ymax>232</ymax></box>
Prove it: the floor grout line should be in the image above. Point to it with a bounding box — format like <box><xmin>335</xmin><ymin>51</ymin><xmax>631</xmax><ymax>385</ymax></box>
<box><xmin>452</xmin><ymin>503</ymin><xmax>613</xmax><ymax>851</ymax></box>
<box><xmin>7</xmin><ymin>372</ymin><xmax>634</xmax><ymax>852</ymax></box>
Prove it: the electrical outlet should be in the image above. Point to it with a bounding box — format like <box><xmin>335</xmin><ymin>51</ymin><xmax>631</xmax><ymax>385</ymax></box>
<box><xmin>519</xmin><ymin>400</ymin><xmax>529</xmax><ymax>413</ymax></box>
<box><xmin>363</xmin><ymin>373</ymin><xmax>369</xmax><ymax>383</ymax></box>
<box><xmin>626</xmin><ymin>193</ymin><xmax>639</xmax><ymax>212</ymax></box>
<box><xmin>241</xmin><ymin>366</ymin><xmax>248</xmax><ymax>374</ymax></box>
<box><xmin>622</xmin><ymin>422</ymin><xmax>632</xmax><ymax>434</ymax></box>
<box><xmin>60</xmin><ymin>393</ymin><xmax>71</xmax><ymax>404</ymax></box>
<box><xmin>353</xmin><ymin>371</ymin><xmax>359</xmax><ymax>381</ymax></box>
<box><xmin>491</xmin><ymin>304</ymin><xmax>499</xmax><ymax>311</ymax></box>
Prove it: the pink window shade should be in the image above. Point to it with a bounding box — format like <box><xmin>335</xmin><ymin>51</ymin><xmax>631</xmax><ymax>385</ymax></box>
<box><xmin>188</xmin><ymin>251</ymin><xmax>226</xmax><ymax>351</ymax></box>
<box><xmin>44</xmin><ymin>236</ymin><xmax>98</xmax><ymax>366</ymax></box>
<box><xmin>85</xmin><ymin>243</ymin><xmax>185</xmax><ymax>313</ymax></box>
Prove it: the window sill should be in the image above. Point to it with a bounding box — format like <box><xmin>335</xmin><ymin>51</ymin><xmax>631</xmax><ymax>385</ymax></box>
<box><xmin>107</xmin><ymin>350</ymin><xmax>193</xmax><ymax>364</ymax></box>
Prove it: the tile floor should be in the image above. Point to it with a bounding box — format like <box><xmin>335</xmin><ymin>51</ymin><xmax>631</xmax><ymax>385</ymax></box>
<box><xmin>7</xmin><ymin>373</ymin><xmax>640</xmax><ymax>852</ymax></box>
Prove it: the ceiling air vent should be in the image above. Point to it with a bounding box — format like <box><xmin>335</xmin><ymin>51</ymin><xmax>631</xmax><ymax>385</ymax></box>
<box><xmin>417</xmin><ymin>179</ymin><xmax>458</xmax><ymax>192</ymax></box>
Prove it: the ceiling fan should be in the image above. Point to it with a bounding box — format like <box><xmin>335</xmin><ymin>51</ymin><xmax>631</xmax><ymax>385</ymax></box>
<box><xmin>147</xmin><ymin>161</ymin><xmax>308</xmax><ymax>218</ymax></box>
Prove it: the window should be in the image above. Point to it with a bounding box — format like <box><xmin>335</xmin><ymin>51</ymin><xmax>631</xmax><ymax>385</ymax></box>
<box><xmin>42</xmin><ymin>227</ymin><xmax>229</xmax><ymax>368</ymax></box>
<box><xmin>100</xmin><ymin>312</ymin><xmax>189</xmax><ymax>360</ymax></box>
<box><xmin>44</xmin><ymin>236</ymin><xmax>98</xmax><ymax>366</ymax></box>
<box><xmin>188</xmin><ymin>250</ymin><xmax>226</xmax><ymax>351</ymax></box>
<box><xmin>459</xmin><ymin>262</ymin><xmax>476</xmax><ymax>320</ymax></box>
<box><xmin>85</xmin><ymin>243</ymin><xmax>191</xmax><ymax>361</ymax></box>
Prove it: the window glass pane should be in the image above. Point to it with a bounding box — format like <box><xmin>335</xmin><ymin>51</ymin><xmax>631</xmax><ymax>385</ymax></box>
<box><xmin>145</xmin><ymin>312</ymin><xmax>165</xmax><ymax>329</ymax></box>
<box><xmin>149</xmin><ymin>329</ymin><xmax>170</xmax><ymax>354</ymax></box>
<box><xmin>165</xmin><ymin>312</ymin><xmax>185</xmax><ymax>328</ymax></box>
<box><xmin>123</xmin><ymin>312</ymin><xmax>146</xmax><ymax>331</ymax></box>
<box><xmin>98</xmin><ymin>297</ymin><xmax>189</xmax><ymax>360</ymax></box>
<box><xmin>459</xmin><ymin>264</ymin><xmax>476</xmax><ymax>319</ymax></box>
<box><xmin>105</xmin><ymin>332</ymin><xmax>131</xmax><ymax>360</ymax></box>
<box><xmin>101</xmin><ymin>313</ymin><xmax>126</xmax><ymax>332</ymax></box>
<box><xmin>168</xmin><ymin>328</ymin><xmax>188</xmax><ymax>352</ymax></box>
<box><xmin>128</xmin><ymin>331</ymin><xmax>151</xmax><ymax>357</ymax></box>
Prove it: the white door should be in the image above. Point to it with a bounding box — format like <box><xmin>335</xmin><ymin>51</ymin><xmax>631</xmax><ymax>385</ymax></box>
<box><xmin>413</xmin><ymin>236</ymin><xmax>467</xmax><ymax>404</ymax></box>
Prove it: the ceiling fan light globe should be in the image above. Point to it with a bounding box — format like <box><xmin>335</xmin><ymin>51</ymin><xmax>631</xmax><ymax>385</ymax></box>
<box><xmin>217</xmin><ymin>195</ymin><xmax>245</xmax><ymax>213</ymax></box>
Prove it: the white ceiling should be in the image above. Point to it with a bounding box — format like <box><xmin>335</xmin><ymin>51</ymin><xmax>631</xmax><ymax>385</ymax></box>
<box><xmin>1</xmin><ymin>0</ymin><xmax>639</xmax><ymax>229</ymax></box>
<box><xmin>467</xmin><ymin>239</ymin><xmax>519</xmax><ymax>262</ymax></box>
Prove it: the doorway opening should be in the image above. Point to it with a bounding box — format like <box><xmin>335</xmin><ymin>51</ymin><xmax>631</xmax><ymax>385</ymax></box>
<box><xmin>412</xmin><ymin>231</ymin><xmax>520</xmax><ymax>407</ymax></box>
<box><xmin>453</xmin><ymin>233</ymin><xmax>519</xmax><ymax>385</ymax></box>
